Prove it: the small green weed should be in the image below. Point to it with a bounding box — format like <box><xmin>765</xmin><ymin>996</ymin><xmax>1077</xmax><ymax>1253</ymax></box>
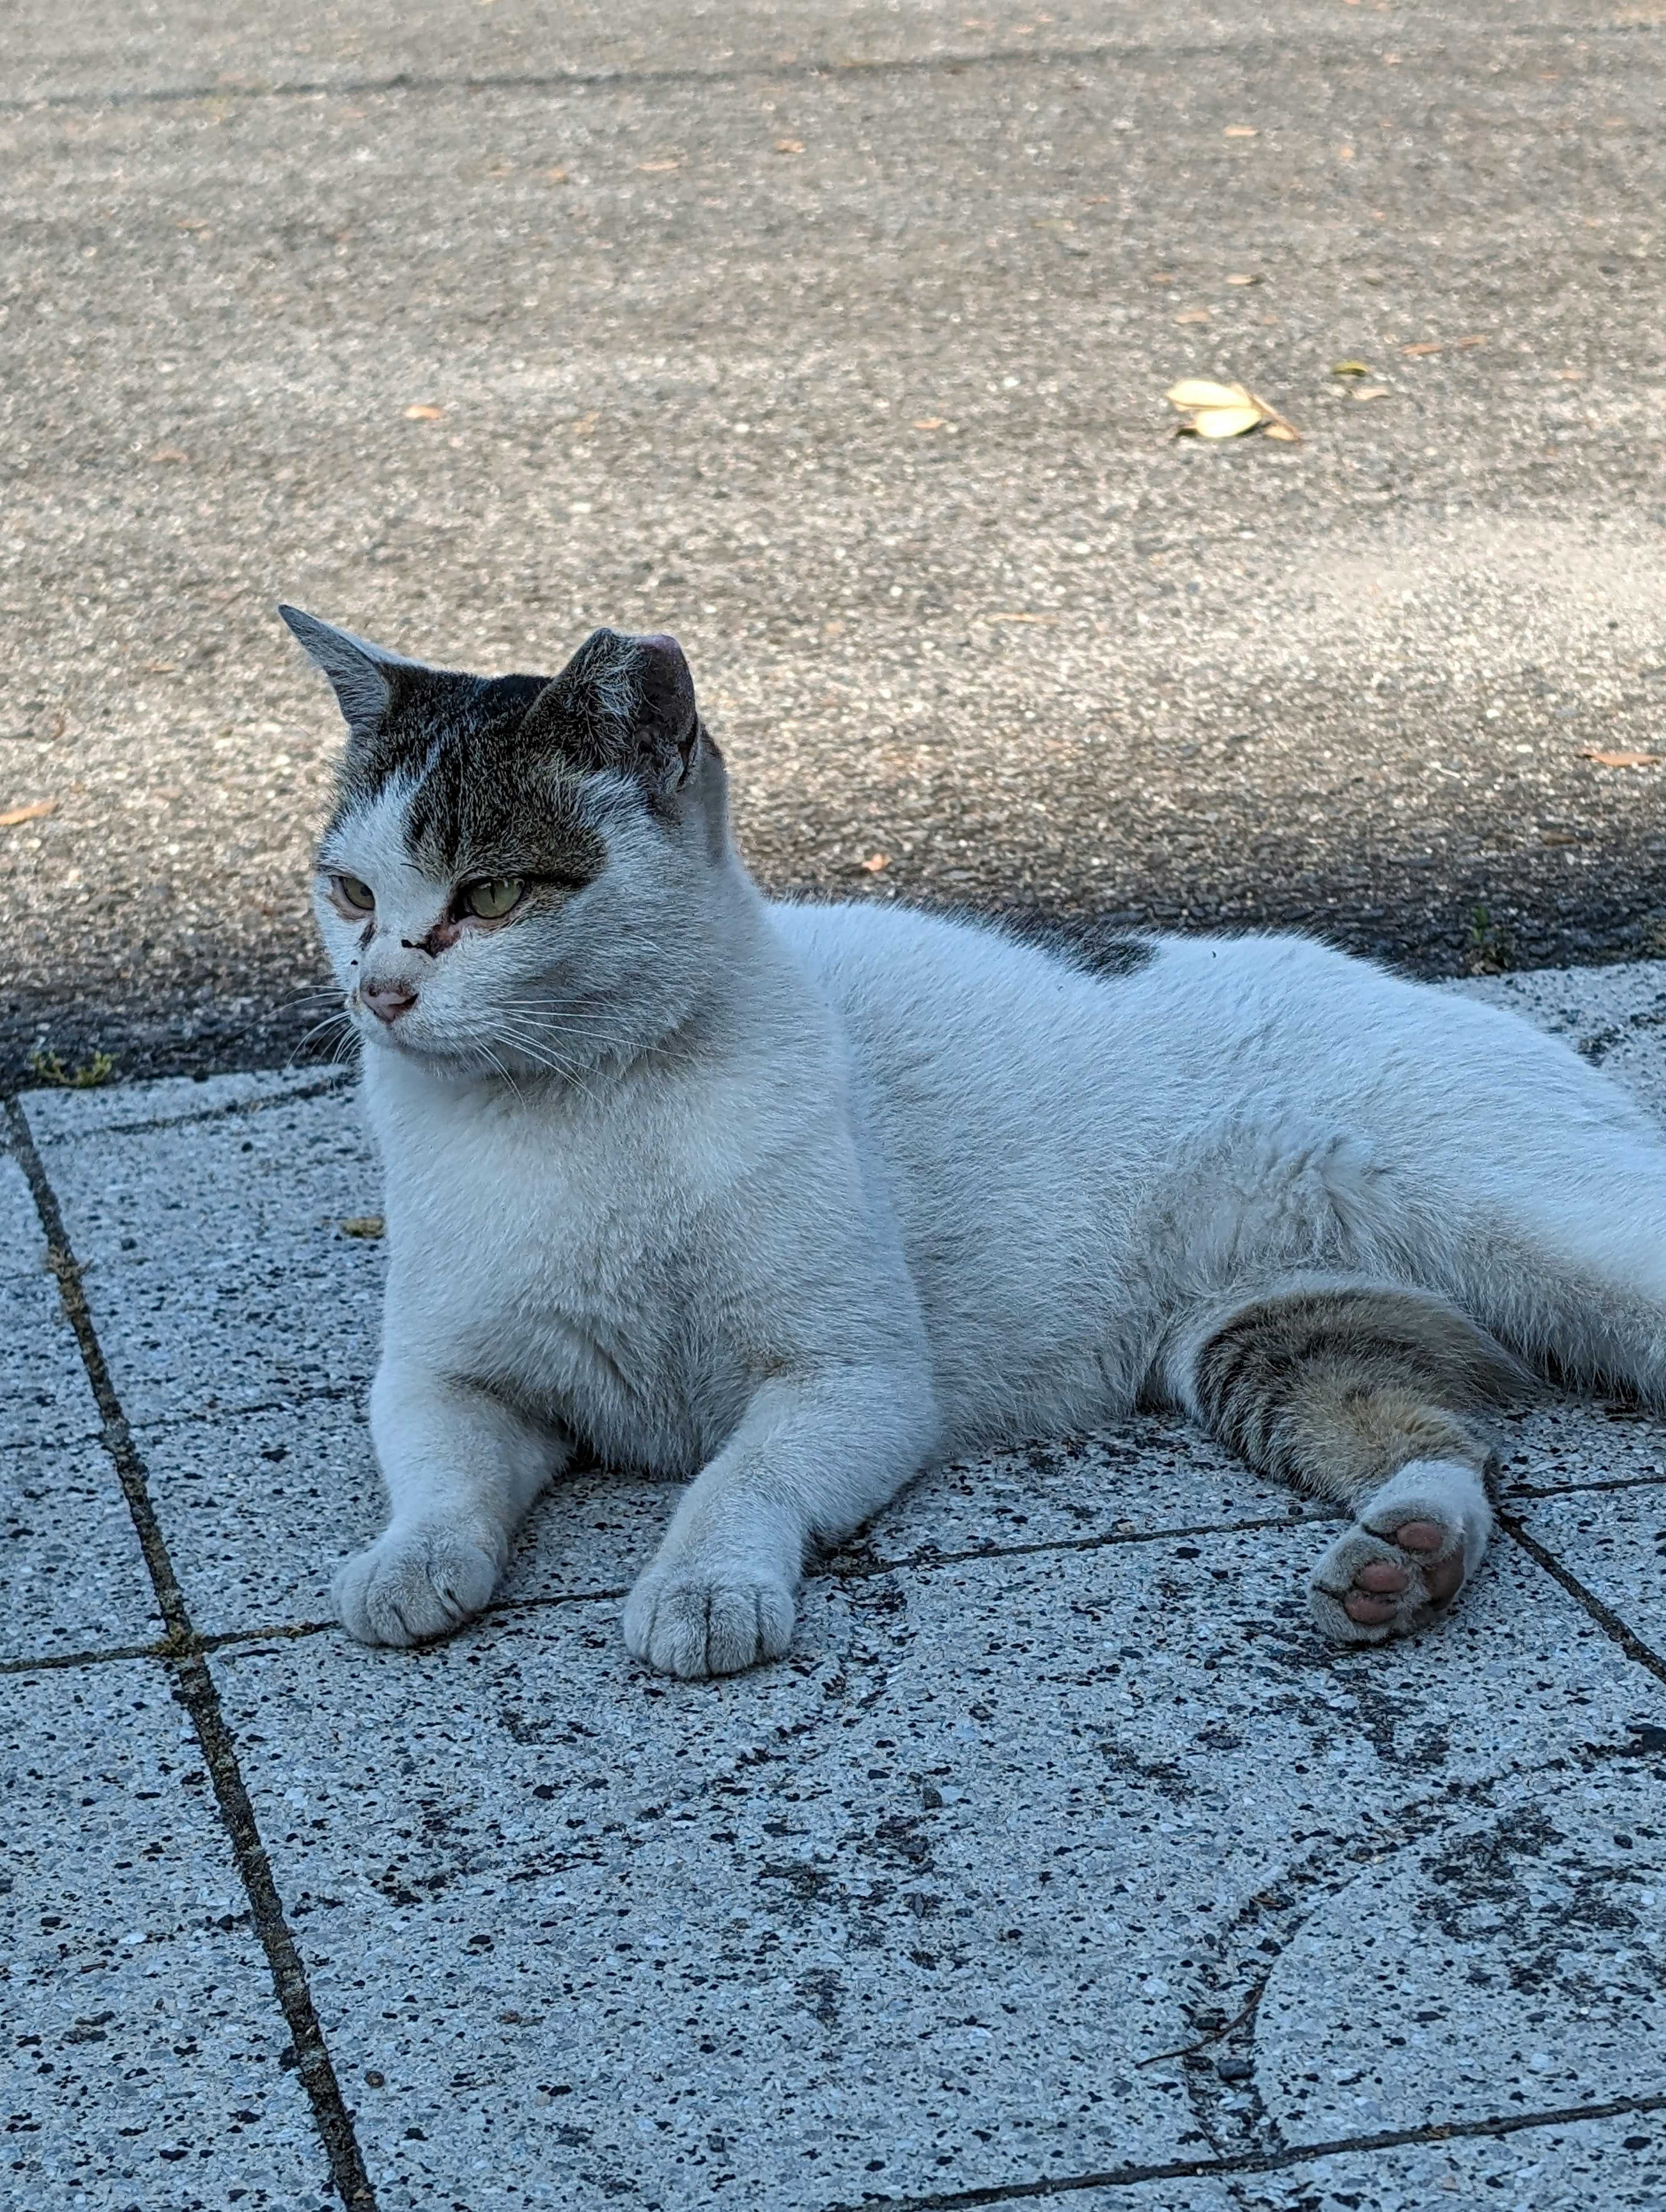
<box><xmin>1464</xmin><ymin>904</ymin><xmax>1514</xmax><ymax>977</ymax></box>
<box><xmin>29</xmin><ymin>1047</ymin><xmax>118</xmax><ymax>1089</ymax></box>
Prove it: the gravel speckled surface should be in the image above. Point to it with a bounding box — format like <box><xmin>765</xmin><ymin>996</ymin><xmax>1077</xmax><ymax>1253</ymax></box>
<box><xmin>3</xmin><ymin>0</ymin><xmax>1665</xmax><ymax>1084</ymax></box>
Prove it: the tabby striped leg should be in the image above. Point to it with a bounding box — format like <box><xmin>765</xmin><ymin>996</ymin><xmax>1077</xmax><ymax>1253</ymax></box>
<box><xmin>1171</xmin><ymin>1278</ymin><xmax>1525</xmax><ymax>1646</ymax></box>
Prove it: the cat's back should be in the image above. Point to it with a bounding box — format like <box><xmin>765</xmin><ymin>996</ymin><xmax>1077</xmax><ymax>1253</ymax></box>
<box><xmin>765</xmin><ymin>897</ymin><xmax>1143</xmax><ymax>1130</ymax></box>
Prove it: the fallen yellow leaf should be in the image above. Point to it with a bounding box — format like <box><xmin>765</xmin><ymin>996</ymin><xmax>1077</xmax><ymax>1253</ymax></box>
<box><xmin>775</xmin><ymin>137</ymin><xmax>805</xmax><ymax>154</ymax></box>
<box><xmin>340</xmin><ymin>1215</ymin><xmax>386</xmax><ymax>1238</ymax></box>
<box><xmin>1164</xmin><ymin>379</ymin><xmax>1299</xmax><ymax>442</ymax></box>
<box><xmin>1191</xmin><ymin>405</ymin><xmax>1263</xmax><ymax>438</ymax></box>
<box><xmin>912</xmin><ymin>417</ymin><xmax>945</xmax><ymax>430</ymax></box>
<box><xmin>0</xmin><ymin>799</ymin><xmax>56</xmax><ymax>828</ymax></box>
<box><xmin>1174</xmin><ymin>308</ymin><xmax>1211</xmax><ymax>324</ymax></box>
<box><xmin>1581</xmin><ymin>748</ymin><xmax>1662</xmax><ymax>767</ymax></box>
<box><xmin>1166</xmin><ymin>380</ymin><xmax>1254</xmax><ymax>409</ymax></box>
<box><xmin>403</xmin><ymin>403</ymin><xmax>444</xmax><ymax>420</ymax></box>
<box><xmin>1224</xmin><ymin>125</ymin><xmax>1259</xmax><ymax>137</ymax></box>
<box><xmin>1331</xmin><ymin>359</ymin><xmax>1372</xmax><ymax>376</ymax></box>
<box><xmin>637</xmin><ymin>158</ymin><xmax>680</xmax><ymax>172</ymax></box>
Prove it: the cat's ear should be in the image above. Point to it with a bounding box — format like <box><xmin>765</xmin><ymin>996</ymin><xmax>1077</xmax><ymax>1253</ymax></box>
<box><xmin>278</xmin><ymin>605</ymin><xmax>429</xmax><ymax>742</ymax></box>
<box><xmin>523</xmin><ymin>627</ymin><xmax>700</xmax><ymax>790</ymax></box>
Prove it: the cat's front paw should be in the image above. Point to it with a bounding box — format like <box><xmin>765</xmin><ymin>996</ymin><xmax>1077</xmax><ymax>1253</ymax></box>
<box><xmin>333</xmin><ymin>1517</ymin><xmax>505</xmax><ymax>1646</ymax></box>
<box><xmin>623</xmin><ymin>1561</ymin><xmax>796</xmax><ymax>1679</ymax></box>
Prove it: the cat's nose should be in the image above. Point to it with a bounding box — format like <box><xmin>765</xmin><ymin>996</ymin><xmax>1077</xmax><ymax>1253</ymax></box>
<box><xmin>362</xmin><ymin>979</ymin><xmax>419</xmax><ymax>1024</ymax></box>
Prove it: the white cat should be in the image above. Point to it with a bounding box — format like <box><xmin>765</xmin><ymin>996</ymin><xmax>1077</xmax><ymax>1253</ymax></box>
<box><xmin>282</xmin><ymin>608</ymin><xmax>1666</xmax><ymax>1677</ymax></box>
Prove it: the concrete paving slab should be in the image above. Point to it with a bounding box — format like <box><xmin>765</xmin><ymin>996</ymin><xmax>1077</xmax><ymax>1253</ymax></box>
<box><xmin>19</xmin><ymin>1078</ymin><xmax>383</xmax><ymax>1427</ymax></box>
<box><xmin>1499</xmin><ymin>1400</ymin><xmax>1666</xmax><ymax>1502</ymax></box>
<box><xmin>1</xmin><ymin>1140</ymin><xmax>156</xmax><ymax>1659</ymax></box>
<box><xmin>208</xmin><ymin>1509</ymin><xmax>1656</xmax><ymax>2212</ymax></box>
<box><xmin>850</xmin><ymin>1419</ymin><xmax>1328</xmax><ymax>1574</ymax></box>
<box><xmin>2</xmin><ymin>1661</ymin><xmax>334</xmax><ymax>2212</ymax></box>
<box><xmin>136</xmin><ymin>1391</ymin><xmax>682</xmax><ymax>1640</ymax></box>
<box><xmin>1253</xmin><ymin>2110</ymin><xmax>1666</xmax><ymax>2212</ymax></box>
<box><xmin>2</xmin><ymin>1440</ymin><xmax>160</xmax><ymax>1664</ymax></box>
<box><xmin>1457</xmin><ymin>962</ymin><xmax>1666</xmax><ymax>1116</ymax></box>
<box><xmin>0</xmin><ymin>1146</ymin><xmax>102</xmax><ymax>1455</ymax></box>
<box><xmin>1507</xmin><ymin>1479</ymin><xmax>1666</xmax><ymax>1657</ymax></box>
<box><xmin>1253</xmin><ymin>1759</ymin><xmax>1664</xmax><ymax>2139</ymax></box>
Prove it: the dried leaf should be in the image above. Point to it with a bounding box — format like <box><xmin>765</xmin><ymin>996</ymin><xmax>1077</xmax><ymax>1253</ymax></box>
<box><xmin>1454</xmin><ymin>334</ymin><xmax>1488</xmax><ymax>349</ymax></box>
<box><xmin>912</xmin><ymin>416</ymin><xmax>945</xmax><ymax>430</ymax></box>
<box><xmin>150</xmin><ymin>447</ymin><xmax>188</xmax><ymax>464</ymax></box>
<box><xmin>1350</xmin><ymin>385</ymin><xmax>1393</xmax><ymax>402</ymax></box>
<box><xmin>340</xmin><ymin>1215</ymin><xmax>386</xmax><ymax>1238</ymax></box>
<box><xmin>1401</xmin><ymin>341</ymin><xmax>1443</xmax><ymax>356</ymax></box>
<box><xmin>1164</xmin><ymin>379</ymin><xmax>1299</xmax><ymax>442</ymax></box>
<box><xmin>545</xmin><ymin>167</ymin><xmax>569</xmax><ymax>183</ymax></box>
<box><xmin>1225</xmin><ymin>272</ymin><xmax>1263</xmax><ymax>285</ymax></box>
<box><xmin>637</xmin><ymin>158</ymin><xmax>680</xmax><ymax>173</ymax></box>
<box><xmin>986</xmin><ymin>612</ymin><xmax>1060</xmax><ymax>624</ymax></box>
<box><xmin>774</xmin><ymin>137</ymin><xmax>804</xmax><ymax>154</ymax></box>
<box><xmin>860</xmin><ymin>854</ymin><xmax>890</xmax><ymax>873</ymax></box>
<box><xmin>403</xmin><ymin>403</ymin><xmax>444</xmax><ymax>420</ymax></box>
<box><xmin>1224</xmin><ymin>124</ymin><xmax>1259</xmax><ymax>138</ymax></box>
<box><xmin>1166</xmin><ymin>380</ymin><xmax>1254</xmax><ymax>409</ymax></box>
<box><xmin>1190</xmin><ymin>405</ymin><xmax>1264</xmax><ymax>438</ymax></box>
<box><xmin>0</xmin><ymin>799</ymin><xmax>56</xmax><ymax>828</ymax></box>
<box><xmin>1581</xmin><ymin>748</ymin><xmax>1662</xmax><ymax>767</ymax></box>
<box><xmin>1174</xmin><ymin>308</ymin><xmax>1211</xmax><ymax>324</ymax></box>
<box><xmin>1331</xmin><ymin>359</ymin><xmax>1372</xmax><ymax>376</ymax></box>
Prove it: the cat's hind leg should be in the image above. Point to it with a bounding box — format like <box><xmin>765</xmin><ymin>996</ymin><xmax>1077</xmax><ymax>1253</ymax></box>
<box><xmin>1162</xmin><ymin>1277</ymin><xmax>1531</xmax><ymax>1645</ymax></box>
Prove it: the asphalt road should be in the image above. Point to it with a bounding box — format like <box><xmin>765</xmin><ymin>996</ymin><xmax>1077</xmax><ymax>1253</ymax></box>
<box><xmin>3</xmin><ymin>0</ymin><xmax>1664</xmax><ymax>1084</ymax></box>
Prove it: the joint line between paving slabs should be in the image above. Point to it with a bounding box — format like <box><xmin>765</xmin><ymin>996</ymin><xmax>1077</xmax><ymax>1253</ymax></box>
<box><xmin>819</xmin><ymin>2087</ymin><xmax>1666</xmax><ymax>2212</ymax></box>
<box><xmin>4</xmin><ymin>1097</ymin><xmax>379</xmax><ymax>2212</ymax></box>
<box><xmin>17</xmin><ymin>1065</ymin><xmax>357</xmax><ymax>1144</ymax></box>
<box><xmin>1498</xmin><ymin>1505</ymin><xmax>1666</xmax><ymax>1687</ymax></box>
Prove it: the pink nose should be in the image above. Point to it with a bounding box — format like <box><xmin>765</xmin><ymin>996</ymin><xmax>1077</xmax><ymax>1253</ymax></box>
<box><xmin>362</xmin><ymin>980</ymin><xmax>418</xmax><ymax>1024</ymax></box>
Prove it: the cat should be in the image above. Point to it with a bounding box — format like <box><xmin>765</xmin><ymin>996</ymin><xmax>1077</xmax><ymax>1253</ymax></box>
<box><xmin>281</xmin><ymin>605</ymin><xmax>1666</xmax><ymax>1678</ymax></box>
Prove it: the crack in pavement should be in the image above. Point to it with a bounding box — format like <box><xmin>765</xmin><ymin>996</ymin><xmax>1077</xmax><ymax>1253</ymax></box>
<box><xmin>7</xmin><ymin>17</ymin><xmax>1661</xmax><ymax>115</ymax></box>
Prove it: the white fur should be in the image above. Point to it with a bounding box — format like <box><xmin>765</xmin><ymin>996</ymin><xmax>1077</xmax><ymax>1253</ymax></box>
<box><xmin>315</xmin><ymin>787</ymin><xmax>1666</xmax><ymax>1674</ymax></box>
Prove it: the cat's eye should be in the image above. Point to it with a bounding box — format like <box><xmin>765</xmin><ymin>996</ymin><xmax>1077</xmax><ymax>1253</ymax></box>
<box><xmin>334</xmin><ymin>875</ymin><xmax>375</xmax><ymax>912</ymax></box>
<box><xmin>462</xmin><ymin>877</ymin><xmax>525</xmax><ymax>921</ymax></box>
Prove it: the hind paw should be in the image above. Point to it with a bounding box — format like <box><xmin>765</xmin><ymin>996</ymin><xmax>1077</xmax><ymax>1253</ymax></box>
<box><xmin>1308</xmin><ymin>1459</ymin><xmax>1492</xmax><ymax>1646</ymax></box>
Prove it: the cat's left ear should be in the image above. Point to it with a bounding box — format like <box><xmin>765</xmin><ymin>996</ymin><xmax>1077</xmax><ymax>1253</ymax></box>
<box><xmin>278</xmin><ymin>605</ymin><xmax>430</xmax><ymax>742</ymax></box>
<box><xmin>522</xmin><ymin>628</ymin><xmax>701</xmax><ymax>792</ymax></box>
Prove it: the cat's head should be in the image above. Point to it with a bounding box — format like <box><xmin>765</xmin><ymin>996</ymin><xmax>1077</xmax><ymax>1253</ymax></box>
<box><xmin>282</xmin><ymin>607</ymin><xmax>736</xmax><ymax>1080</ymax></box>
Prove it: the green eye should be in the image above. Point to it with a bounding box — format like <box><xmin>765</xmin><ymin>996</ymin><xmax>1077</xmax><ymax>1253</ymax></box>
<box><xmin>463</xmin><ymin>877</ymin><xmax>524</xmax><ymax>920</ymax></box>
<box><xmin>335</xmin><ymin>875</ymin><xmax>375</xmax><ymax>912</ymax></box>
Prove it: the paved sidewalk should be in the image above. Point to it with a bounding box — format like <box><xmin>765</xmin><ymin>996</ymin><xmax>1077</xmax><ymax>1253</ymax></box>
<box><xmin>5</xmin><ymin>959</ymin><xmax>1666</xmax><ymax>2212</ymax></box>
